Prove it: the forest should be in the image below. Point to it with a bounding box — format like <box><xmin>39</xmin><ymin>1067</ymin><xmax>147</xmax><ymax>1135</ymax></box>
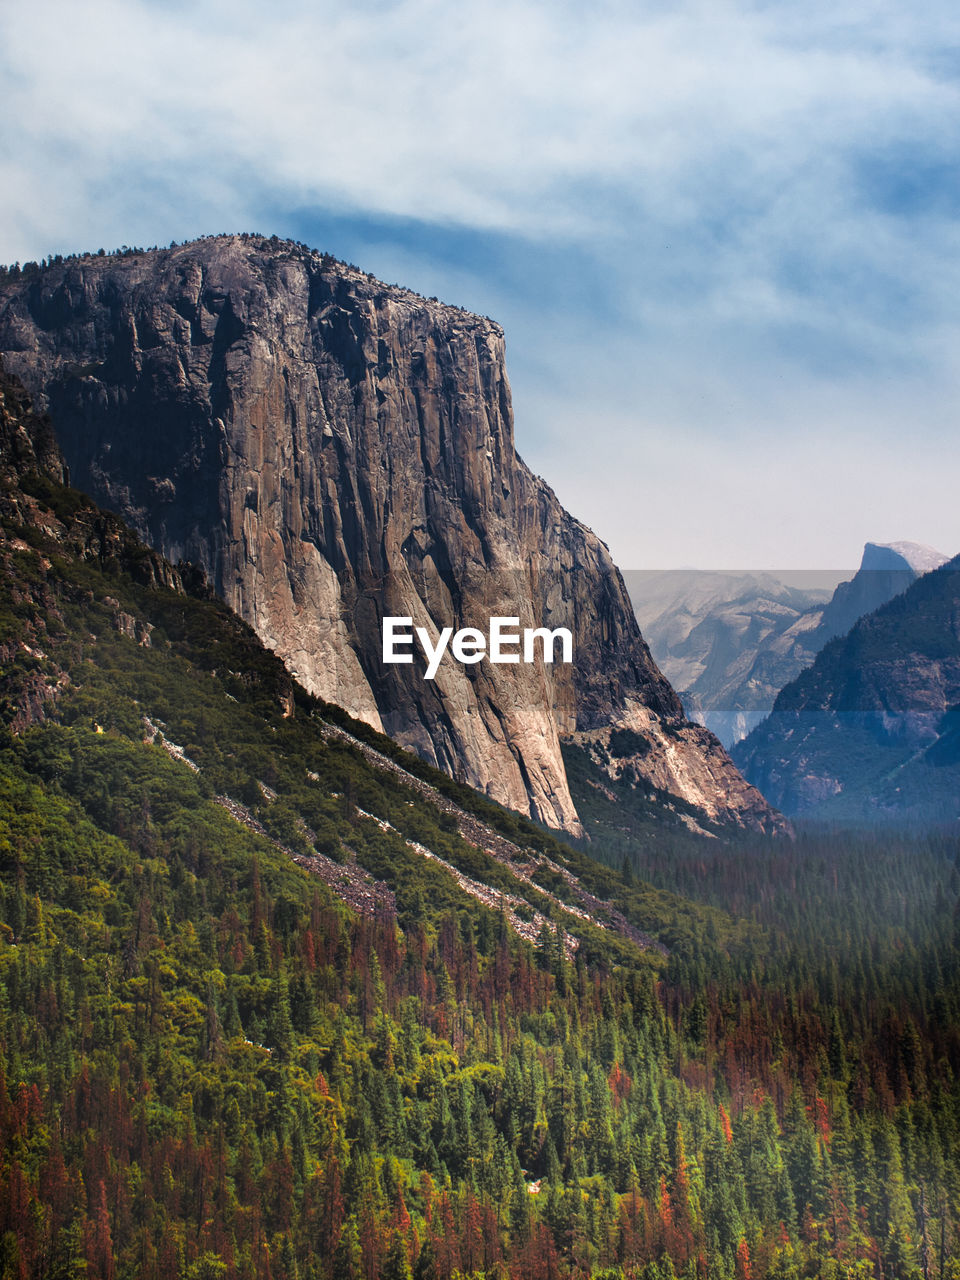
<box><xmin>0</xmin><ymin>387</ymin><xmax>959</xmax><ymax>1280</ymax></box>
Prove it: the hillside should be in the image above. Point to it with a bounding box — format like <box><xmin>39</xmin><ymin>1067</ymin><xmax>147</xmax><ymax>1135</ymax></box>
<box><xmin>2</xmin><ymin>366</ymin><xmax>960</xmax><ymax>1277</ymax></box>
<box><xmin>733</xmin><ymin>556</ymin><xmax>960</xmax><ymax>821</ymax></box>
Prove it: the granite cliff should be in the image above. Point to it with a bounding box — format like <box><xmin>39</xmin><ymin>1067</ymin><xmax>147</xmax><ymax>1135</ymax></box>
<box><xmin>0</xmin><ymin>235</ymin><xmax>783</xmax><ymax>835</ymax></box>
<box><xmin>0</xmin><ymin>361</ymin><xmax>201</xmax><ymax>601</ymax></box>
<box><xmin>814</xmin><ymin>541</ymin><xmax>948</xmax><ymax>645</ymax></box>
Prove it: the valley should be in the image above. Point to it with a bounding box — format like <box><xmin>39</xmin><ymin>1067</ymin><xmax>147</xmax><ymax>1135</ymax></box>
<box><xmin>0</xmin><ymin>246</ymin><xmax>958</xmax><ymax>1280</ymax></box>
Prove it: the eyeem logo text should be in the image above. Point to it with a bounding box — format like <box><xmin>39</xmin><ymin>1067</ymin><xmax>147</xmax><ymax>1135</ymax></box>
<box><xmin>382</xmin><ymin>616</ymin><xmax>573</xmax><ymax>680</ymax></box>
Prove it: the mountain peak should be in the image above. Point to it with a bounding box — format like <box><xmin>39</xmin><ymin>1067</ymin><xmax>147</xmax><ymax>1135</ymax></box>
<box><xmin>860</xmin><ymin>540</ymin><xmax>949</xmax><ymax>574</ymax></box>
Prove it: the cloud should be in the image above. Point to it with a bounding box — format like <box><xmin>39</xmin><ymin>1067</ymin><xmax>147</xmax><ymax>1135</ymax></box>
<box><xmin>2</xmin><ymin>0</ymin><xmax>959</xmax><ymax>565</ymax></box>
<box><xmin>4</xmin><ymin>0</ymin><xmax>959</xmax><ymax>244</ymax></box>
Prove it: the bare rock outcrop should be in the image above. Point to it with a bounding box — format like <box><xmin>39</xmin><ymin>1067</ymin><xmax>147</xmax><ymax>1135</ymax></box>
<box><xmin>0</xmin><ymin>236</ymin><xmax>784</xmax><ymax>834</ymax></box>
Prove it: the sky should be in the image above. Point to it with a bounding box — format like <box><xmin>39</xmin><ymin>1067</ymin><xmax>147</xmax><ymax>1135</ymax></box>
<box><xmin>2</xmin><ymin>0</ymin><xmax>959</xmax><ymax>569</ymax></box>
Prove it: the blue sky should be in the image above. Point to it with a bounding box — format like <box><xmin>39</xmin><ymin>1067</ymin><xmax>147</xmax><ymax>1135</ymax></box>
<box><xmin>2</xmin><ymin>0</ymin><xmax>960</xmax><ymax>568</ymax></box>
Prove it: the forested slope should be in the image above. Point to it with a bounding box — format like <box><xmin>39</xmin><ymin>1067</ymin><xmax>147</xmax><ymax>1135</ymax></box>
<box><xmin>1</xmin><ymin>367</ymin><xmax>959</xmax><ymax>1279</ymax></box>
<box><xmin>733</xmin><ymin>557</ymin><xmax>960</xmax><ymax>822</ymax></box>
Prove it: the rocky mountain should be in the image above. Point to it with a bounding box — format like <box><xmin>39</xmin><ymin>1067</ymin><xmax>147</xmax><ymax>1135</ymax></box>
<box><xmin>626</xmin><ymin>570</ymin><xmax>838</xmax><ymax>746</ymax></box>
<box><xmin>732</xmin><ymin>556</ymin><xmax>960</xmax><ymax>822</ymax></box>
<box><xmin>814</xmin><ymin>540</ymin><xmax>949</xmax><ymax>644</ymax></box>
<box><xmin>0</xmin><ymin>236</ymin><xmax>784</xmax><ymax>836</ymax></box>
<box><xmin>0</xmin><ymin>357</ymin><xmax>684</xmax><ymax>962</ymax></box>
<box><xmin>0</xmin><ymin>353</ymin><xmax>66</xmax><ymax>487</ymax></box>
<box><xmin>5</xmin><ymin>363</ymin><xmax>959</xmax><ymax>1280</ymax></box>
<box><xmin>627</xmin><ymin>543</ymin><xmax>948</xmax><ymax>749</ymax></box>
<box><xmin>0</xmin><ymin>360</ymin><xmax>205</xmax><ymax>611</ymax></box>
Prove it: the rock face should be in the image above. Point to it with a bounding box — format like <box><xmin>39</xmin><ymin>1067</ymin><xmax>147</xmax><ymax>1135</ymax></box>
<box><xmin>0</xmin><ymin>359</ymin><xmax>218</xmax><ymax>731</ymax></box>
<box><xmin>815</xmin><ymin>541</ymin><xmax>948</xmax><ymax>645</ymax></box>
<box><xmin>0</xmin><ymin>359</ymin><xmax>67</xmax><ymax>487</ymax></box>
<box><xmin>0</xmin><ymin>235</ymin><xmax>783</xmax><ymax>835</ymax></box>
<box><xmin>732</xmin><ymin>556</ymin><xmax>960</xmax><ymax>822</ymax></box>
<box><xmin>0</xmin><ymin>359</ymin><xmax>197</xmax><ymax>598</ymax></box>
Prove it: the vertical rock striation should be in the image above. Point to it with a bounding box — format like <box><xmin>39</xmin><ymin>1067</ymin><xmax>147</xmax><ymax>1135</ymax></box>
<box><xmin>0</xmin><ymin>236</ymin><xmax>783</xmax><ymax>834</ymax></box>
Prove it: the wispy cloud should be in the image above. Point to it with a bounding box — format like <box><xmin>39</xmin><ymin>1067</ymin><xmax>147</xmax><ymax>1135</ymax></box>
<box><xmin>2</xmin><ymin>0</ymin><xmax>959</xmax><ymax>564</ymax></box>
<box><xmin>5</xmin><ymin>0</ymin><xmax>958</xmax><ymax>241</ymax></box>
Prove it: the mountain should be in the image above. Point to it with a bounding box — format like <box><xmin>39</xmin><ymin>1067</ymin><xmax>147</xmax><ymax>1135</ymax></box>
<box><xmin>0</xmin><ymin>358</ymin><xmax>685</xmax><ymax>964</ymax></box>
<box><xmin>814</xmin><ymin>539</ymin><xmax>949</xmax><ymax>643</ymax></box>
<box><xmin>0</xmin><ymin>358</ymin><xmax>708</xmax><ymax>1271</ymax></box>
<box><xmin>732</xmin><ymin>555</ymin><xmax>960</xmax><ymax>821</ymax></box>
<box><xmin>627</xmin><ymin>543</ymin><xmax>948</xmax><ymax>749</ymax></box>
<box><xmin>625</xmin><ymin>570</ymin><xmax>838</xmax><ymax>746</ymax></box>
<box><xmin>0</xmin><ymin>236</ymin><xmax>783</xmax><ymax>837</ymax></box>
<box><xmin>3</xmin><ymin>361</ymin><xmax>960</xmax><ymax>1280</ymax></box>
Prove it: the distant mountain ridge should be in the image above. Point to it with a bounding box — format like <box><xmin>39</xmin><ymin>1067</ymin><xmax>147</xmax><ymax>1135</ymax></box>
<box><xmin>628</xmin><ymin>542</ymin><xmax>948</xmax><ymax>748</ymax></box>
<box><xmin>627</xmin><ymin>570</ymin><xmax>837</xmax><ymax>746</ymax></box>
<box><xmin>0</xmin><ymin>235</ymin><xmax>785</xmax><ymax>837</ymax></box>
<box><xmin>732</xmin><ymin>554</ymin><xmax>960</xmax><ymax>823</ymax></box>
